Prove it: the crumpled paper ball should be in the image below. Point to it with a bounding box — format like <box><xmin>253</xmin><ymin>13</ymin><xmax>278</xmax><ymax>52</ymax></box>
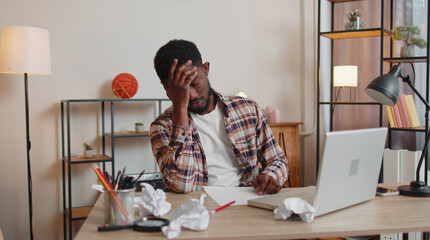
<box><xmin>162</xmin><ymin>194</ymin><xmax>209</xmax><ymax>239</ymax></box>
<box><xmin>135</xmin><ymin>182</ymin><xmax>171</xmax><ymax>217</ymax></box>
<box><xmin>274</xmin><ymin>197</ymin><xmax>315</xmax><ymax>223</ymax></box>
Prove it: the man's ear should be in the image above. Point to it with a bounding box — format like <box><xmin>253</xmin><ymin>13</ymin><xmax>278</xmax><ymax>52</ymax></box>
<box><xmin>161</xmin><ymin>81</ymin><xmax>171</xmax><ymax>99</ymax></box>
<box><xmin>203</xmin><ymin>62</ymin><xmax>210</xmax><ymax>76</ymax></box>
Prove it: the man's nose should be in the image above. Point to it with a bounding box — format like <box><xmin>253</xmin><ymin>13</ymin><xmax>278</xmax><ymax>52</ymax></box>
<box><xmin>189</xmin><ymin>88</ymin><xmax>198</xmax><ymax>100</ymax></box>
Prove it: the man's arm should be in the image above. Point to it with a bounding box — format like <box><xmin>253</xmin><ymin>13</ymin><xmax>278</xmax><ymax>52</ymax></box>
<box><xmin>150</xmin><ymin>59</ymin><xmax>202</xmax><ymax>193</ymax></box>
<box><xmin>252</xmin><ymin>104</ymin><xmax>289</xmax><ymax>195</ymax></box>
<box><xmin>150</xmin><ymin>120</ymin><xmax>201</xmax><ymax>193</ymax></box>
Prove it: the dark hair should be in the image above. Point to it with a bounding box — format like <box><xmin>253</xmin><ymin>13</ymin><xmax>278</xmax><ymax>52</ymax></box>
<box><xmin>154</xmin><ymin>39</ymin><xmax>203</xmax><ymax>84</ymax></box>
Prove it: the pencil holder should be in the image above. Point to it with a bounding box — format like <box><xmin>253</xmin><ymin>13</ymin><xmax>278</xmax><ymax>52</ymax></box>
<box><xmin>104</xmin><ymin>188</ymin><xmax>135</xmax><ymax>226</ymax></box>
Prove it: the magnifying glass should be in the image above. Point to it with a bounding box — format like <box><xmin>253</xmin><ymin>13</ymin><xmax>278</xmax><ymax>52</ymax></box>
<box><xmin>133</xmin><ymin>217</ymin><xmax>170</xmax><ymax>232</ymax></box>
<box><xmin>97</xmin><ymin>217</ymin><xmax>169</xmax><ymax>232</ymax></box>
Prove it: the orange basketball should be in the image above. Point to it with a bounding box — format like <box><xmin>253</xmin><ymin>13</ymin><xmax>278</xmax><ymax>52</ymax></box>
<box><xmin>112</xmin><ymin>73</ymin><xmax>138</xmax><ymax>99</ymax></box>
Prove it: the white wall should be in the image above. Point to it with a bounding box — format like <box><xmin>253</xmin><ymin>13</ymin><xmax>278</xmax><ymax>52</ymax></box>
<box><xmin>0</xmin><ymin>0</ymin><xmax>317</xmax><ymax>239</ymax></box>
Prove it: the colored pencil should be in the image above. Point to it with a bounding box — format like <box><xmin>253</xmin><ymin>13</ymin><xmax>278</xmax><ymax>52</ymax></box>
<box><xmin>211</xmin><ymin>200</ymin><xmax>235</xmax><ymax>214</ymax></box>
<box><xmin>91</xmin><ymin>164</ymin><xmax>129</xmax><ymax>220</ymax></box>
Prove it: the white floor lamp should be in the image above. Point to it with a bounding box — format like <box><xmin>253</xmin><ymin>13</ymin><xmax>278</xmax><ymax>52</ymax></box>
<box><xmin>0</xmin><ymin>26</ymin><xmax>52</xmax><ymax>239</ymax></box>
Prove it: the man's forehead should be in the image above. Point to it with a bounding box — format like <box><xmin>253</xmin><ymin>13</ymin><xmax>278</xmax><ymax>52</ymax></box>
<box><xmin>174</xmin><ymin>57</ymin><xmax>201</xmax><ymax>66</ymax></box>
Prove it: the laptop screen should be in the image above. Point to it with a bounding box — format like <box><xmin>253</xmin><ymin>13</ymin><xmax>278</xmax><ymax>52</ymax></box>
<box><xmin>313</xmin><ymin>127</ymin><xmax>387</xmax><ymax>216</ymax></box>
<box><xmin>248</xmin><ymin>128</ymin><xmax>387</xmax><ymax>217</ymax></box>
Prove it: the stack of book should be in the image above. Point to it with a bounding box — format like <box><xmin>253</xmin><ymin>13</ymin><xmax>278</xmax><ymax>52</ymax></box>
<box><xmin>383</xmin><ymin>149</ymin><xmax>426</xmax><ymax>183</ymax></box>
<box><xmin>382</xmin><ymin>149</ymin><xmax>426</xmax><ymax>240</ymax></box>
<box><xmin>385</xmin><ymin>94</ymin><xmax>421</xmax><ymax>128</ymax></box>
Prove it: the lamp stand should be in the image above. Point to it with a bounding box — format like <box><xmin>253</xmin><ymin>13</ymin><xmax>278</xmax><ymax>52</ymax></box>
<box><xmin>398</xmin><ymin>180</ymin><xmax>430</xmax><ymax>197</ymax></box>
<box><xmin>24</xmin><ymin>73</ymin><xmax>34</xmax><ymax>239</ymax></box>
<box><xmin>398</xmin><ymin>76</ymin><xmax>430</xmax><ymax>197</ymax></box>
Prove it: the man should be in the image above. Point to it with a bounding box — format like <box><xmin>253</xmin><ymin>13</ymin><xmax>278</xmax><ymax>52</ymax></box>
<box><xmin>150</xmin><ymin>39</ymin><xmax>288</xmax><ymax>195</ymax></box>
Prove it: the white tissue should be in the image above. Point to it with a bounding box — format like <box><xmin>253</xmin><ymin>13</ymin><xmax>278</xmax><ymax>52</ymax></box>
<box><xmin>135</xmin><ymin>183</ymin><xmax>171</xmax><ymax>217</ymax></box>
<box><xmin>92</xmin><ymin>184</ymin><xmax>105</xmax><ymax>193</ymax></box>
<box><xmin>162</xmin><ymin>194</ymin><xmax>209</xmax><ymax>239</ymax></box>
<box><xmin>274</xmin><ymin>197</ymin><xmax>315</xmax><ymax>223</ymax></box>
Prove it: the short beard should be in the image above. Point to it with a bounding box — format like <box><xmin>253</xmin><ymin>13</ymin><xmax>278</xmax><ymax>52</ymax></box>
<box><xmin>188</xmin><ymin>88</ymin><xmax>213</xmax><ymax>114</ymax></box>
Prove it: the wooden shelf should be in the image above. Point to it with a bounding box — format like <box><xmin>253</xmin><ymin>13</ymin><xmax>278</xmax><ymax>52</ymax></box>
<box><xmin>62</xmin><ymin>98</ymin><xmax>170</xmax><ymax>103</ymax></box>
<box><xmin>329</xmin><ymin>0</ymin><xmax>363</xmax><ymax>3</ymax></box>
<box><xmin>65</xmin><ymin>154</ymin><xmax>112</xmax><ymax>164</ymax></box>
<box><xmin>318</xmin><ymin>101</ymin><xmax>381</xmax><ymax>105</ymax></box>
<box><xmin>321</xmin><ymin>28</ymin><xmax>390</xmax><ymax>39</ymax></box>
<box><xmin>268</xmin><ymin>122</ymin><xmax>302</xmax><ymax>127</ymax></box>
<box><xmin>105</xmin><ymin>131</ymin><xmax>150</xmax><ymax>138</ymax></box>
<box><xmin>383</xmin><ymin>57</ymin><xmax>427</xmax><ymax>63</ymax></box>
<box><xmin>66</xmin><ymin>206</ymin><xmax>93</xmax><ymax>220</ymax></box>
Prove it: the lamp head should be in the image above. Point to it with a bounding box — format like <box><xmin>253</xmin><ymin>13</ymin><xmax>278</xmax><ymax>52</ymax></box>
<box><xmin>365</xmin><ymin>63</ymin><xmax>402</xmax><ymax>106</ymax></box>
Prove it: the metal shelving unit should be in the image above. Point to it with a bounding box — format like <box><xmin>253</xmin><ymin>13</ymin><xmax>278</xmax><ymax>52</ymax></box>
<box><xmin>316</xmin><ymin>0</ymin><xmax>390</xmax><ymax>172</ymax></box>
<box><xmin>61</xmin><ymin>98</ymin><xmax>169</xmax><ymax>239</ymax></box>
<box><xmin>317</xmin><ymin>0</ymin><xmax>429</xmax><ymax>183</ymax></box>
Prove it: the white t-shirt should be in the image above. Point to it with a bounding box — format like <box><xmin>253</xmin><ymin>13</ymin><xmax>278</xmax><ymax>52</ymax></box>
<box><xmin>190</xmin><ymin>103</ymin><xmax>242</xmax><ymax>187</ymax></box>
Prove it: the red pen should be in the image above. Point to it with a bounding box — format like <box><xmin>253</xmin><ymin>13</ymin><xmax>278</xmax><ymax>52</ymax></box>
<box><xmin>211</xmin><ymin>200</ymin><xmax>236</xmax><ymax>214</ymax></box>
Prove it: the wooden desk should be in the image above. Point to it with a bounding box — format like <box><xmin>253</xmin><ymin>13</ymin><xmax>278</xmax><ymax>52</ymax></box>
<box><xmin>269</xmin><ymin>122</ymin><xmax>302</xmax><ymax>187</ymax></box>
<box><xmin>75</xmin><ymin>184</ymin><xmax>430</xmax><ymax>240</ymax></box>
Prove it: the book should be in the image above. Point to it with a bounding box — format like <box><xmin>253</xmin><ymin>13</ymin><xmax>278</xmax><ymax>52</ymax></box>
<box><xmin>392</xmin><ymin>103</ymin><xmax>403</xmax><ymax>128</ymax></box>
<box><xmin>400</xmin><ymin>150</ymin><xmax>424</xmax><ymax>182</ymax></box>
<box><xmin>383</xmin><ymin>149</ymin><xmax>427</xmax><ymax>184</ymax></box>
<box><xmin>396</xmin><ymin>101</ymin><xmax>407</xmax><ymax>127</ymax></box>
<box><xmin>391</xmin><ymin>106</ymin><xmax>398</xmax><ymax>127</ymax></box>
<box><xmin>385</xmin><ymin>105</ymin><xmax>396</xmax><ymax>128</ymax></box>
<box><xmin>398</xmin><ymin>93</ymin><xmax>411</xmax><ymax>128</ymax></box>
<box><xmin>408</xmin><ymin>232</ymin><xmax>423</xmax><ymax>240</ymax></box>
<box><xmin>404</xmin><ymin>94</ymin><xmax>421</xmax><ymax>128</ymax></box>
<box><xmin>383</xmin><ymin>149</ymin><xmax>403</xmax><ymax>182</ymax></box>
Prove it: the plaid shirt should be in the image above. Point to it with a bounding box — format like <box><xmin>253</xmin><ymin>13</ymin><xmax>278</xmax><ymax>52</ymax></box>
<box><xmin>150</xmin><ymin>91</ymin><xmax>289</xmax><ymax>193</ymax></box>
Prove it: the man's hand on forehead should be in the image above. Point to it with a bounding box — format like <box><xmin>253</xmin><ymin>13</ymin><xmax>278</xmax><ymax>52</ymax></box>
<box><xmin>166</xmin><ymin>59</ymin><xmax>199</xmax><ymax>127</ymax></box>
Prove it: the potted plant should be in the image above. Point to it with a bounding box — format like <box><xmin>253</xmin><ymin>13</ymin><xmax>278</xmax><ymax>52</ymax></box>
<box><xmin>83</xmin><ymin>143</ymin><xmax>94</xmax><ymax>158</ymax></box>
<box><xmin>135</xmin><ymin>122</ymin><xmax>144</xmax><ymax>133</ymax></box>
<box><xmin>391</xmin><ymin>25</ymin><xmax>427</xmax><ymax>57</ymax></box>
<box><xmin>344</xmin><ymin>9</ymin><xmax>364</xmax><ymax>30</ymax></box>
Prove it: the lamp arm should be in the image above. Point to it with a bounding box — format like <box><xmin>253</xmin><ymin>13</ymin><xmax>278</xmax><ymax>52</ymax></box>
<box><xmin>401</xmin><ymin>76</ymin><xmax>430</xmax><ymax>110</ymax></box>
<box><xmin>401</xmin><ymin>75</ymin><xmax>429</xmax><ymax>183</ymax></box>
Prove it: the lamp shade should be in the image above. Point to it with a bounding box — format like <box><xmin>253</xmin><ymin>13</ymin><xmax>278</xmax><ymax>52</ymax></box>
<box><xmin>365</xmin><ymin>64</ymin><xmax>402</xmax><ymax>106</ymax></box>
<box><xmin>0</xmin><ymin>26</ymin><xmax>51</xmax><ymax>75</ymax></box>
<box><xmin>333</xmin><ymin>65</ymin><xmax>358</xmax><ymax>87</ymax></box>
<box><xmin>235</xmin><ymin>90</ymin><xmax>248</xmax><ymax>98</ymax></box>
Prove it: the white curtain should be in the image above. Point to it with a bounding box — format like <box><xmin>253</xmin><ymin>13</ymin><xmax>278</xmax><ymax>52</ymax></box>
<box><xmin>394</xmin><ymin>0</ymin><xmax>428</xmax><ymax>151</ymax></box>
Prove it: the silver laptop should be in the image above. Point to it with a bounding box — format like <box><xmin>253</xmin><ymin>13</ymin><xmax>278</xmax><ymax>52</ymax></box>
<box><xmin>248</xmin><ymin>127</ymin><xmax>387</xmax><ymax>217</ymax></box>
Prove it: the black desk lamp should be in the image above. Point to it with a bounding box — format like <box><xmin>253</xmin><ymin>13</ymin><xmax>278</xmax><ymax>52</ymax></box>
<box><xmin>366</xmin><ymin>62</ymin><xmax>430</xmax><ymax>197</ymax></box>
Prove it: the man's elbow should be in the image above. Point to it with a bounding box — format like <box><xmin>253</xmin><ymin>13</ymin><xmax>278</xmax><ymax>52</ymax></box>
<box><xmin>163</xmin><ymin>180</ymin><xmax>194</xmax><ymax>194</ymax></box>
